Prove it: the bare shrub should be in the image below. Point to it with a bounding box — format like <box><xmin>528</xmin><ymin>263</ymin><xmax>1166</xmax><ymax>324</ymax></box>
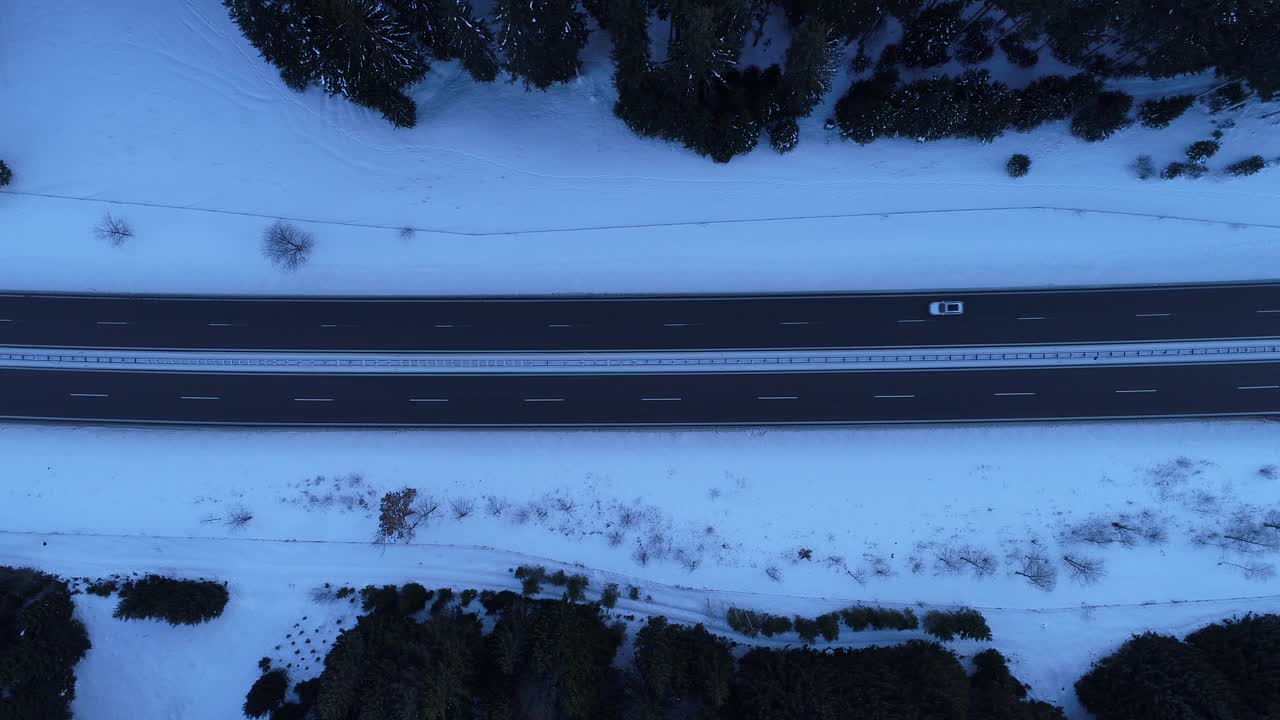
<box><xmin>95</xmin><ymin>211</ymin><xmax>134</xmax><ymax>246</ymax></box>
<box><xmin>1146</xmin><ymin>456</ymin><xmax>1208</xmax><ymax>498</ymax></box>
<box><xmin>616</xmin><ymin>506</ymin><xmax>640</xmax><ymax>528</ymax></box>
<box><xmin>374</xmin><ymin>487</ymin><xmax>425</xmax><ymax>544</ymax></box>
<box><xmin>765</xmin><ymin>566</ymin><xmax>783</xmax><ymax>582</ymax></box>
<box><xmin>484</xmin><ymin>496</ymin><xmax>508</xmax><ymax>517</ymax></box>
<box><xmin>449</xmin><ymin>497</ymin><xmax>476</xmax><ymax>520</ymax></box>
<box><xmin>398</xmin><ymin>225</ymin><xmax>416</xmax><ymax>239</ymax></box>
<box><xmin>224</xmin><ymin>505</ymin><xmax>254</xmax><ymax>529</ymax></box>
<box><xmin>631</xmin><ymin>544</ymin><xmax>651</xmax><ymax>567</ymax></box>
<box><xmin>1064</xmin><ymin>511</ymin><xmax>1167</xmax><ymax>547</ymax></box>
<box><xmin>675</xmin><ymin>549</ymin><xmax>702</xmax><ymax>572</ymax></box>
<box><xmin>1258</xmin><ymin>465</ymin><xmax>1278</xmax><ymax>480</ymax></box>
<box><xmin>1219</xmin><ymin>560</ymin><xmax>1276</xmax><ymax>581</ymax></box>
<box><xmin>262</xmin><ymin>220</ymin><xmax>314</xmax><ymax>271</ymax></box>
<box><xmin>936</xmin><ymin>544</ymin><xmax>997</xmax><ymax>578</ymax></box>
<box><xmin>1063</xmin><ymin>554</ymin><xmax>1107</xmax><ymax>585</ymax></box>
<box><xmin>605</xmin><ymin>529</ymin><xmax>625</xmax><ymax>547</ymax></box>
<box><xmin>1132</xmin><ymin>154</ymin><xmax>1155</xmax><ymax>180</ymax></box>
<box><xmin>554</xmin><ymin>497</ymin><xmax>575</xmax><ymax>514</ymax></box>
<box><xmin>863</xmin><ymin>553</ymin><xmax>894</xmax><ymax>579</ymax></box>
<box><xmin>1012</xmin><ymin>550</ymin><xmax>1058</xmax><ymax>591</ymax></box>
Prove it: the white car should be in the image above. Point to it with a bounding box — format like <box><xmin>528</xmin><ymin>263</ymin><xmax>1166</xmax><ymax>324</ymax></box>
<box><xmin>928</xmin><ymin>300</ymin><xmax>965</xmax><ymax>316</ymax></box>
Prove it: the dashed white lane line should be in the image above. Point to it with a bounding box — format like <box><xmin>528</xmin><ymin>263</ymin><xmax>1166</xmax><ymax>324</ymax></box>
<box><xmin>0</xmin><ymin>319</ymin><xmax>12</xmax><ymax>323</ymax></box>
<box><xmin>641</xmin><ymin>397</ymin><xmax>682</xmax><ymax>402</ymax></box>
<box><xmin>993</xmin><ymin>392</ymin><xmax>1036</xmax><ymax>396</ymax></box>
<box><xmin>68</xmin><ymin>393</ymin><xmax>109</xmax><ymax>398</ymax></box>
<box><xmin>547</xmin><ymin>324</ymin><xmax>576</xmax><ymax>328</ymax></box>
<box><xmin>896</xmin><ymin>319</ymin><xmax>927</xmax><ymax>324</ymax></box>
<box><xmin>523</xmin><ymin>398</ymin><xmax>565</xmax><ymax>403</ymax></box>
<box><xmin>409</xmin><ymin>398</ymin><xmax>449</xmax><ymax>403</ymax></box>
<box><xmin>179</xmin><ymin>396</ymin><xmax>220</xmax><ymax>401</ymax></box>
<box><xmin>207</xmin><ymin>322</ymin><xmax>246</xmax><ymax>328</ymax></box>
<box><xmin>320</xmin><ymin>323</ymin><xmax>358</xmax><ymax>328</ymax></box>
<box><xmin>757</xmin><ymin>395</ymin><xmax>799</xmax><ymax>400</ymax></box>
<box><xmin>874</xmin><ymin>394</ymin><xmax>916</xmax><ymax>399</ymax></box>
<box><xmin>662</xmin><ymin>322</ymin><xmax>695</xmax><ymax>327</ymax></box>
<box><xmin>433</xmin><ymin>324</ymin><xmax>456</xmax><ymax>328</ymax></box>
<box><xmin>1115</xmin><ymin>389</ymin><xmax>1158</xmax><ymax>394</ymax></box>
<box><xmin>1017</xmin><ymin>316</ymin><xmax>1046</xmax><ymax>321</ymax></box>
<box><xmin>1134</xmin><ymin>313</ymin><xmax>1173</xmax><ymax>317</ymax></box>
<box><xmin>1256</xmin><ymin>309</ymin><xmax>1280</xmax><ymax>314</ymax></box>
<box><xmin>95</xmin><ymin>321</ymin><xmax>130</xmax><ymax>326</ymax></box>
<box><xmin>1238</xmin><ymin>385</ymin><xmax>1280</xmax><ymax>390</ymax></box>
<box><xmin>778</xmin><ymin>321</ymin><xmax>814</xmax><ymax>326</ymax></box>
<box><xmin>293</xmin><ymin>398</ymin><xmax>333</xmax><ymax>402</ymax></box>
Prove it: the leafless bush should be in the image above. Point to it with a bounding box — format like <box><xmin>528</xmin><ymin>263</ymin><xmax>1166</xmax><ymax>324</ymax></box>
<box><xmin>1146</xmin><ymin>456</ymin><xmax>1209</xmax><ymax>499</ymax></box>
<box><xmin>765</xmin><ymin>566</ymin><xmax>783</xmax><ymax>582</ymax></box>
<box><xmin>936</xmin><ymin>544</ymin><xmax>997</xmax><ymax>578</ymax></box>
<box><xmin>95</xmin><ymin>211</ymin><xmax>134</xmax><ymax>246</ymax></box>
<box><xmin>1263</xmin><ymin>509</ymin><xmax>1280</xmax><ymax>531</ymax></box>
<box><xmin>1062</xmin><ymin>554</ymin><xmax>1107</xmax><ymax>585</ymax></box>
<box><xmin>262</xmin><ymin>220</ymin><xmax>314</xmax><ymax>271</ymax></box>
<box><xmin>1013</xmin><ymin>550</ymin><xmax>1058</xmax><ymax>591</ymax></box>
<box><xmin>224</xmin><ymin>505</ymin><xmax>254</xmax><ymax>529</ymax></box>
<box><xmin>1063</xmin><ymin>511</ymin><xmax>1167</xmax><ymax>547</ymax></box>
<box><xmin>484</xmin><ymin>496</ymin><xmax>508</xmax><ymax>517</ymax></box>
<box><xmin>512</xmin><ymin>506</ymin><xmax>531</xmax><ymax>525</ymax></box>
<box><xmin>632</xmin><ymin>544</ymin><xmax>651</xmax><ymax>567</ymax></box>
<box><xmin>398</xmin><ymin>225</ymin><xmax>416</xmax><ymax>239</ymax></box>
<box><xmin>554</xmin><ymin>497</ymin><xmax>575</xmax><ymax>514</ymax></box>
<box><xmin>907</xmin><ymin>555</ymin><xmax>926</xmax><ymax>574</ymax></box>
<box><xmin>1219</xmin><ymin>559</ymin><xmax>1276</xmax><ymax>581</ymax></box>
<box><xmin>617</xmin><ymin>506</ymin><xmax>640</xmax><ymax>528</ymax></box>
<box><xmin>449</xmin><ymin>497</ymin><xmax>476</xmax><ymax>520</ymax></box>
<box><xmin>675</xmin><ymin>549</ymin><xmax>702</xmax><ymax>572</ymax></box>
<box><xmin>864</xmin><ymin>553</ymin><xmax>894</xmax><ymax>579</ymax></box>
<box><xmin>606</xmin><ymin>529</ymin><xmax>626</xmax><ymax>547</ymax></box>
<box><xmin>1259</xmin><ymin>465</ymin><xmax>1278</xmax><ymax>480</ymax></box>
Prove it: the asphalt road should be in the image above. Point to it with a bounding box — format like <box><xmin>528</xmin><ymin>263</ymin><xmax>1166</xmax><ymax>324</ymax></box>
<box><xmin>4</xmin><ymin>283</ymin><xmax>1280</xmax><ymax>352</ymax></box>
<box><xmin>3</xmin><ymin>362</ymin><xmax>1277</xmax><ymax>426</ymax></box>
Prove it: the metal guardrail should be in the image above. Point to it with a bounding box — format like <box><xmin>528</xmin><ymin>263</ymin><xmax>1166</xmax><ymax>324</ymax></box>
<box><xmin>2</xmin><ymin>342</ymin><xmax>1280</xmax><ymax>374</ymax></box>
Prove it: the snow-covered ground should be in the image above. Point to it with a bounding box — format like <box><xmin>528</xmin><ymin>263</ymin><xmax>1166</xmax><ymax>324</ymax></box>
<box><xmin>3</xmin><ymin>420</ymin><xmax>1280</xmax><ymax>717</ymax></box>
<box><xmin>2</xmin><ymin>0</ymin><xmax>1279</xmax><ymax>295</ymax></box>
<box><xmin>4</xmin><ymin>2</ymin><xmax>1280</xmax><ymax>718</ymax></box>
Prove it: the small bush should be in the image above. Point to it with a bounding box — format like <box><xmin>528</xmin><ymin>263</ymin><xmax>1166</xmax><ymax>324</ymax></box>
<box><xmin>768</xmin><ymin>117</ymin><xmax>799</xmax><ymax>154</ymax></box>
<box><xmin>262</xmin><ymin>220</ymin><xmax>314</xmax><ymax>272</ymax></box>
<box><xmin>479</xmin><ymin>589</ymin><xmax>519</xmax><ymax>614</ymax></box>
<box><xmin>628</xmin><ymin>585</ymin><xmax>641</xmax><ymax>601</ymax></box>
<box><xmin>0</xmin><ymin>160</ymin><xmax>11</xmax><ymax>187</ymax></box>
<box><xmin>923</xmin><ymin>608</ymin><xmax>992</xmax><ymax>641</ymax></box>
<box><xmin>1138</xmin><ymin>94</ymin><xmax>1194</xmax><ymax>128</ymax></box>
<box><xmin>1186</xmin><ymin>140</ymin><xmax>1221</xmax><ymax>163</ymax></box>
<box><xmin>760</xmin><ymin>614</ymin><xmax>794</xmax><ymax>637</ymax></box>
<box><xmin>1133</xmin><ymin>154</ymin><xmax>1156</xmax><ymax>180</ymax></box>
<box><xmin>374</xmin><ymin>487</ymin><xmax>420</xmax><ymax>544</ymax></box>
<box><xmin>360</xmin><ymin>584</ymin><xmax>398</xmax><ymax>614</ymax></box>
<box><xmin>86</xmin><ymin>578</ymin><xmax>119</xmax><ymax>597</ymax></box>
<box><xmin>840</xmin><ymin>605</ymin><xmax>918</xmax><ymax>631</ymax></box>
<box><xmin>794</xmin><ymin>616</ymin><xmax>821</xmax><ymax>643</ymax></box>
<box><xmin>727</xmin><ymin>607</ymin><xmax>794</xmax><ymax>638</ymax></box>
<box><xmin>398</xmin><ymin>583</ymin><xmax>430</xmax><ymax>615</ymax></box>
<box><xmin>1071</xmin><ymin>91</ymin><xmax>1133</xmax><ymax>142</ymax></box>
<box><xmin>95</xmin><ymin>211</ymin><xmax>134</xmax><ymax>246</ymax></box>
<box><xmin>1162</xmin><ymin>161</ymin><xmax>1191</xmax><ymax>179</ymax></box>
<box><xmin>564</xmin><ymin>574</ymin><xmax>589</xmax><ymax>603</ymax></box>
<box><xmin>1006</xmin><ymin>153</ymin><xmax>1031</xmax><ymax>177</ymax></box>
<box><xmin>815</xmin><ymin>612</ymin><xmax>841</xmax><ymax>642</ymax></box>
<box><xmin>459</xmin><ymin>589</ymin><xmax>477</xmax><ymax>607</ymax></box>
<box><xmin>599</xmin><ymin>583</ymin><xmax>620</xmax><ymax>608</ymax></box>
<box><xmin>515</xmin><ymin>565</ymin><xmax>546</xmax><ymax>596</ymax></box>
<box><xmin>429</xmin><ymin>587</ymin><xmax>454</xmax><ymax>614</ymax></box>
<box><xmin>114</xmin><ymin>575</ymin><xmax>229</xmax><ymax>625</ymax></box>
<box><xmin>1227</xmin><ymin>155</ymin><xmax>1266</xmax><ymax>176</ymax></box>
<box><xmin>243</xmin><ymin>669</ymin><xmax>289</xmax><ymax>718</ymax></box>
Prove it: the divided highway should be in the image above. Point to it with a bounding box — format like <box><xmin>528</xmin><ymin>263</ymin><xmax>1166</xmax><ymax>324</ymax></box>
<box><xmin>2</xmin><ymin>362</ymin><xmax>1278</xmax><ymax>426</ymax></box>
<box><xmin>4</xmin><ymin>282</ymin><xmax>1280</xmax><ymax>352</ymax></box>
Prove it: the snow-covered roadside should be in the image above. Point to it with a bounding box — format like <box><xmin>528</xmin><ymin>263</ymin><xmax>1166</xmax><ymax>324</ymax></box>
<box><xmin>4</xmin><ymin>530</ymin><xmax>1278</xmax><ymax>719</ymax></box>
<box><xmin>3</xmin><ymin>0</ymin><xmax>1280</xmax><ymax>296</ymax></box>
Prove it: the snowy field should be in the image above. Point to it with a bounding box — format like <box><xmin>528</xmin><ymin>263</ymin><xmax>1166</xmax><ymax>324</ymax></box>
<box><xmin>4</xmin><ymin>1</ymin><xmax>1280</xmax><ymax>718</ymax></box>
<box><xmin>2</xmin><ymin>0</ymin><xmax>1280</xmax><ymax>294</ymax></box>
<box><xmin>3</xmin><ymin>420</ymin><xmax>1280</xmax><ymax>717</ymax></box>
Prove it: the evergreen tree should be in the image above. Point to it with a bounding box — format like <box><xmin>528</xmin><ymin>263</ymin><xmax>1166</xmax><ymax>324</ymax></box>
<box><xmin>304</xmin><ymin>0</ymin><xmax>429</xmax><ymax>98</ymax></box>
<box><xmin>1006</xmin><ymin>153</ymin><xmax>1030</xmax><ymax>177</ymax></box>
<box><xmin>780</xmin><ymin>17</ymin><xmax>838</xmax><ymax>119</ymax></box>
<box><xmin>969</xmin><ymin>649</ymin><xmax>1066</xmax><ymax>719</ymax></box>
<box><xmin>834</xmin><ymin>69</ymin><xmax>899</xmax><ymax>144</ymax></box>
<box><xmin>1074</xmin><ymin>632</ymin><xmax>1239</xmax><ymax>720</ymax></box>
<box><xmin>494</xmin><ymin>0</ymin><xmax>589</xmax><ymax>88</ymax></box>
<box><xmin>390</xmin><ymin>0</ymin><xmax>498</xmax><ymax>82</ymax></box>
<box><xmin>1069</xmin><ymin>90</ymin><xmax>1132</xmax><ymax>142</ymax></box>
<box><xmin>1226</xmin><ymin>155</ymin><xmax>1266</xmax><ymax>176</ymax></box>
<box><xmin>114</xmin><ymin>575</ymin><xmax>229</xmax><ymax>625</ymax></box>
<box><xmin>954</xmin><ymin>19</ymin><xmax>995</xmax><ymax>65</ymax></box>
<box><xmin>923</xmin><ymin>608</ymin><xmax>993</xmax><ymax>641</ymax></box>
<box><xmin>225</xmin><ymin>0</ymin><xmax>313</xmax><ymax>91</ymax></box>
<box><xmin>244</xmin><ymin>669</ymin><xmax>289</xmax><ymax>718</ymax></box>
<box><xmin>633</xmin><ymin>616</ymin><xmax>735</xmax><ymax>716</ymax></box>
<box><xmin>0</xmin><ymin>159</ymin><xmax>11</xmax><ymax>187</ymax></box>
<box><xmin>1137</xmin><ymin>94</ymin><xmax>1194</xmax><ymax>128</ymax></box>
<box><xmin>1186</xmin><ymin>614</ymin><xmax>1280</xmax><ymax>717</ymax></box>
<box><xmin>1011</xmin><ymin>74</ymin><xmax>1100</xmax><ymax>131</ymax></box>
<box><xmin>0</xmin><ymin>567</ymin><xmax>91</xmax><ymax>720</ymax></box>
<box><xmin>899</xmin><ymin>1</ymin><xmax>964</xmax><ymax>68</ymax></box>
<box><xmin>1185</xmin><ymin>139</ymin><xmax>1219</xmax><ymax>163</ymax></box>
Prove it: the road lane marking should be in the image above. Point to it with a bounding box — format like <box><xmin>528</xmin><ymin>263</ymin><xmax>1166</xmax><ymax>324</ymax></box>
<box><xmin>179</xmin><ymin>396</ymin><xmax>220</xmax><ymax>401</ymax></box>
<box><xmin>1238</xmin><ymin>385</ymin><xmax>1280</xmax><ymax>390</ymax></box>
<box><xmin>896</xmin><ymin>319</ymin><xmax>926</xmax><ymax>323</ymax></box>
<box><xmin>0</xmin><ymin>319</ymin><xmax>12</xmax><ymax>323</ymax></box>
<box><xmin>757</xmin><ymin>395</ymin><xmax>799</xmax><ymax>400</ymax></box>
<box><xmin>874</xmin><ymin>394</ymin><xmax>916</xmax><ymax>399</ymax></box>
<box><xmin>1134</xmin><ymin>313</ymin><xmax>1173</xmax><ymax>317</ymax></box>
<box><xmin>433</xmin><ymin>324</ymin><xmax>455</xmax><ymax>328</ymax></box>
<box><xmin>641</xmin><ymin>397</ymin><xmax>682</xmax><ymax>401</ymax></box>
<box><xmin>96</xmin><ymin>321</ymin><xmax>130</xmax><ymax>326</ymax></box>
<box><xmin>778</xmin><ymin>321</ymin><xmax>813</xmax><ymax>326</ymax></box>
<box><xmin>207</xmin><ymin>322</ymin><xmax>246</xmax><ymax>327</ymax></box>
<box><xmin>1256</xmin><ymin>309</ymin><xmax>1280</xmax><ymax>314</ymax></box>
<box><xmin>68</xmin><ymin>393</ymin><xmax>109</xmax><ymax>398</ymax></box>
<box><xmin>293</xmin><ymin>398</ymin><xmax>333</xmax><ymax>402</ymax></box>
<box><xmin>410</xmin><ymin>398</ymin><xmax>449</xmax><ymax>402</ymax></box>
<box><xmin>320</xmin><ymin>323</ymin><xmax>358</xmax><ymax>328</ymax></box>
<box><xmin>547</xmin><ymin>323</ymin><xmax>575</xmax><ymax>328</ymax></box>
<box><xmin>523</xmin><ymin>398</ymin><xmax>565</xmax><ymax>402</ymax></box>
<box><xmin>663</xmin><ymin>322</ymin><xmax>694</xmax><ymax>327</ymax></box>
<box><xmin>993</xmin><ymin>392</ymin><xmax>1036</xmax><ymax>396</ymax></box>
<box><xmin>1115</xmin><ymin>389</ymin><xmax>1158</xmax><ymax>394</ymax></box>
<box><xmin>1017</xmin><ymin>316</ymin><xmax>1046</xmax><ymax>320</ymax></box>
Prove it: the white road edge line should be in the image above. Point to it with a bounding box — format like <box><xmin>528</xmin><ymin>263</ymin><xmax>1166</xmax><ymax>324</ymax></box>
<box><xmin>874</xmin><ymin>394</ymin><xmax>916</xmax><ymax>399</ymax></box>
<box><xmin>1115</xmin><ymin>389</ymin><xmax>1158</xmax><ymax>394</ymax></box>
<box><xmin>547</xmin><ymin>324</ymin><xmax>574</xmax><ymax>328</ymax></box>
<box><xmin>897</xmin><ymin>319</ymin><xmax>926</xmax><ymax>323</ymax></box>
<box><xmin>1135</xmin><ymin>313</ymin><xmax>1173</xmax><ymax>317</ymax></box>
<box><xmin>1017</xmin><ymin>316</ymin><xmax>1046</xmax><ymax>320</ymax></box>
<box><xmin>662</xmin><ymin>322</ymin><xmax>692</xmax><ymax>327</ymax></box>
<box><xmin>1238</xmin><ymin>385</ymin><xmax>1280</xmax><ymax>390</ymax></box>
<box><xmin>1256</xmin><ymin>310</ymin><xmax>1280</xmax><ymax>314</ymax></box>
<box><xmin>207</xmin><ymin>322</ymin><xmax>243</xmax><ymax>327</ymax></box>
<box><xmin>95</xmin><ymin>321</ymin><xmax>130</xmax><ymax>326</ymax></box>
<box><xmin>409</xmin><ymin>398</ymin><xmax>449</xmax><ymax>402</ymax></box>
<box><xmin>993</xmin><ymin>392</ymin><xmax>1036</xmax><ymax>396</ymax></box>
<box><xmin>523</xmin><ymin>398</ymin><xmax>565</xmax><ymax>402</ymax></box>
<box><xmin>293</xmin><ymin>398</ymin><xmax>333</xmax><ymax>402</ymax></box>
<box><xmin>68</xmin><ymin>393</ymin><xmax>109</xmax><ymax>398</ymax></box>
<box><xmin>778</xmin><ymin>321</ymin><xmax>813</xmax><ymax>326</ymax></box>
<box><xmin>757</xmin><ymin>395</ymin><xmax>798</xmax><ymax>400</ymax></box>
<box><xmin>641</xmin><ymin>397</ymin><xmax>682</xmax><ymax>401</ymax></box>
<box><xmin>179</xmin><ymin>396</ymin><xmax>220</xmax><ymax>400</ymax></box>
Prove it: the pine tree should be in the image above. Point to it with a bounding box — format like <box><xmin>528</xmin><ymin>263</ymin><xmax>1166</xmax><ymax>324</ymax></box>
<box><xmin>1075</xmin><ymin>632</ymin><xmax>1239</xmax><ymax>720</ymax></box>
<box><xmin>780</xmin><ymin>17</ymin><xmax>839</xmax><ymax>119</ymax></box>
<box><xmin>390</xmin><ymin>0</ymin><xmax>498</xmax><ymax>82</ymax></box>
<box><xmin>0</xmin><ymin>568</ymin><xmax>92</xmax><ymax>720</ymax></box>
<box><xmin>225</xmin><ymin>0</ymin><xmax>314</xmax><ymax>90</ymax></box>
<box><xmin>494</xmin><ymin>0</ymin><xmax>588</xmax><ymax>88</ymax></box>
<box><xmin>304</xmin><ymin>0</ymin><xmax>429</xmax><ymax>99</ymax></box>
<box><xmin>0</xmin><ymin>160</ymin><xmax>11</xmax><ymax>187</ymax></box>
<box><xmin>244</xmin><ymin>669</ymin><xmax>289</xmax><ymax>718</ymax></box>
<box><xmin>899</xmin><ymin>1</ymin><xmax>964</xmax><ymax>68</ymax></box>
<box><xmin>1186</xmin><ymin>614</ymin><xmax>1280</xmax><ymax>717</ymax></box>
<box><xmin>1070</xmin><ymin>90</ymin><xmax>1133</xmax><ymax>142</ymax></box>
<box><xmin>969</xmin><ymin>649</ymin><xmax>1066</xmax><ymax>719</ymax></box>
<box><xmin>1137</xmin><ymin>94</ymin><xmax>1194</xmax><ymax>128</ymax></box>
